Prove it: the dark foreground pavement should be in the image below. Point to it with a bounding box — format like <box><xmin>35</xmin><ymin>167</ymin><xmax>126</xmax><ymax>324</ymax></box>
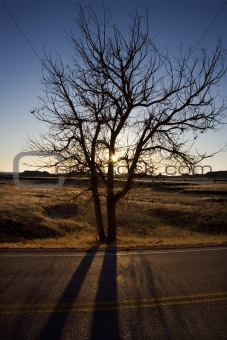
<box><xmin>0</xmin><ymin>246</ymin><xmax>227</xmax><ymax>339</ymax></box>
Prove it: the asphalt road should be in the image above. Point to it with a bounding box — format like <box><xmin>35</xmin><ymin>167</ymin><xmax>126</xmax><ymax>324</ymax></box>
<box><xmin>0</xmin><ymin>246</ymin><xmax>226</xmax><ymax>340</ymax></box>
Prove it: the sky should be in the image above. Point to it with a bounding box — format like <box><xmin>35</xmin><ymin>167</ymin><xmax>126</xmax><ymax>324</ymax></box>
<box><xmin>0</xmin><ymin>0</ymin><xmax>227</xmax><ymax>173</ymax></box>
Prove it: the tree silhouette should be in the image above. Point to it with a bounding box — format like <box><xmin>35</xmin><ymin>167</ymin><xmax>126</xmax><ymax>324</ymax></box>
<box><xmin>28</xmin><ymin>6</ymin><xmax>227</xmax><ymax>242</ymax></box>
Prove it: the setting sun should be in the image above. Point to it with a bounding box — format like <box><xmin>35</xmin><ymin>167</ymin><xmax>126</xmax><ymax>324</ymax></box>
<box><xmin>111</xmin><ymin>154</ymin><xmax>118</xmax><ymax>163</ymax></box>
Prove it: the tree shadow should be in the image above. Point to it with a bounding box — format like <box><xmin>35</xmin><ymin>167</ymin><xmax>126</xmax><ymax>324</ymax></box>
<box><xmin>127</xmin><ymin>253</ymin><xmax>185</xmax><ymax>339</ymax></box>
<box><xmin>138</xmin><ymin>256</ymin><xmax>173</xmax><ymax>338</ymax></box>
<box><xmin>9</xmin><ymin>256</ymin><xmax>59</xmax><ymax>340</ymax></box>
<box><xmin>0</xmin><ymin>272</ymin><xmax>20</xmax><ymax>294</ymax></box>
<box><xmin>90</xmin><ymin>246</ymin><xmax>120</xmax><ymax>340</ymax></box>
<box><xmin>39</xmin><ymin>248</ymin><xmax>98</xmax><ymax>340</ymax></box>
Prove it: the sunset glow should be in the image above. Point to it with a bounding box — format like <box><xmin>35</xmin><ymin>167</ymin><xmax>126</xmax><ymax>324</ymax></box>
<box><xmin>111</xmin><ymin>155</ymin><xmax>118</xmax><ymax>163</ymax></box>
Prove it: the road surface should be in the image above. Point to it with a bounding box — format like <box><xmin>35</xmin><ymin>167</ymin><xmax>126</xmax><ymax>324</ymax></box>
<box><xmin>0</xmin><ymin>246</ymin><xmax>227</xmax><ymax>339</ymax></box>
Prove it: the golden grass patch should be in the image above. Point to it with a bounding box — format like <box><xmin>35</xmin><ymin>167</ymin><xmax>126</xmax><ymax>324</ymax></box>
<box><xmin>0</xmin><ymin>181</ymin><xmax>227</xmax><ymax>248</ymax></box>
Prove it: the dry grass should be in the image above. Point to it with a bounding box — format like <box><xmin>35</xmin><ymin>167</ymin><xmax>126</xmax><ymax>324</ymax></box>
<box><xmin>0</xmin><ymin>182</ymin><xmax>95</xmax><ymax>243</ymax></box>
<box><xmin>0</xmin><ymin>180</ymin><xmax>227</xmax><ymax>249</ymax></box>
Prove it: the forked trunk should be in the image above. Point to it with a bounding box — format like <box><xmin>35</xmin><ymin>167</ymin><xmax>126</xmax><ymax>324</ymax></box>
<box><xmin>91</xmin><ymin>174</ymin><xmax>106</xmax><ymax>242</ymax></box>
<box><xmin>93</xmin><ymin>194</ymin><xmax>106</xmax><ymax>242</ymax></box>
<box><xmin>107</xmin><ymin>196</ymin><xmax>117</xmax><ymax>243</ymax></box>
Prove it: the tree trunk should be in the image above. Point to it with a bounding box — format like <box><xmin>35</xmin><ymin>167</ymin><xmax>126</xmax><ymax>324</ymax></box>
<box><xmin>106</xmin><ymin>143</ymin><xmax>117</xmax><ymax>243</ymax></box>
<box><xmin>93</xmin><ymin>193</ymin><xmax>106</xmax><ymax>242</ymax></box>
<box><xmin>91</xmin><ymin>174</ymin><xmax>106</xmax><ymax>242</ymax></box>
<box><xmin>107</xmin><ymin>196</ymin><xmax>117</xmax><ymax>243</ymax></box>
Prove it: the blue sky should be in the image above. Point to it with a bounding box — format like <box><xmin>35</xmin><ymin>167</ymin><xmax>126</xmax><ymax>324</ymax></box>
<box><xmin>0</xmin><ymin>0</ymin><xmax>226</xmax><ymax>173</ymax></box>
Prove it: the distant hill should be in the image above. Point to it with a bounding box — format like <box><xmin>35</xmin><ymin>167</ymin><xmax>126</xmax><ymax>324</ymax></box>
<box><xmin>204</xmin><ymin>171</ymin><xmax>227</xmax><ymax>179</ymax></box>
<box><xmin>20</xmin><ymin>170</ymin><xmax>54</xmax><ymax>177</ymax></box>
<box><xmin>0</xmin><ymin>169</ymin><xmax>227</xmax><ymax>180</ymax></box>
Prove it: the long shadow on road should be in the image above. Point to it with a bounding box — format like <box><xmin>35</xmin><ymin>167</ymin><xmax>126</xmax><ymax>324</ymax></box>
<box><xmin>39</xmin><ymin>248</ymin><xmax>97</xmax><ymax>340</ymax></box>
<box><xmin>90</xmin><ymin>246</ymin><xmax>119</xmax><ymax>340</ymax></box>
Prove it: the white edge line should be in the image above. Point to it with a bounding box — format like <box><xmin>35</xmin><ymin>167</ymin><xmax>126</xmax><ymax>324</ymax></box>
<box><xmin>0</xmin><ymin>247</ymin><xmax>227</xmax><ymax>257</ymax></box>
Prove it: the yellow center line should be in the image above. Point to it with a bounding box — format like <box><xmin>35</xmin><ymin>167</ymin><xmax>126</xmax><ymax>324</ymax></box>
<box><xmin>1</xmin><ymin>291</ymin><xmax>227</xmax><ymax>314</ymax></box>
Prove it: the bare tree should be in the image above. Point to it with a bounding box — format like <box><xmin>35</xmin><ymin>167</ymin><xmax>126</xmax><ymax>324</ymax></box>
<box><xmin>28</xmin><ymin>6</ymin><xmax>227</xmax><ymax>243</ymax></box>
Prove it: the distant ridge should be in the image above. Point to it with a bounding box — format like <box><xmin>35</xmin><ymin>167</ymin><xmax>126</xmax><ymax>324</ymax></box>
<box><xmin>204</xmin><ymin>171</ymin><xmax>227</xmax><ymax>179</ymax></box>
<box><xmin>20</xmin><ymin>170</ymin><xmax>53</xmax><ymax>177</ymax></box>
<box><xmin>0</xmin><ymin>170</ymin><xmax>227</xmax><ymax>179</ymax></box>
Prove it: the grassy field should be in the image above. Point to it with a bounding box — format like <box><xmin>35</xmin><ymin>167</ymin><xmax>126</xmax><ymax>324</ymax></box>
<box><xmin>0</xmin><ymin>180</ymin><xmax>227</xmax><ymax>249</ymax></box>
